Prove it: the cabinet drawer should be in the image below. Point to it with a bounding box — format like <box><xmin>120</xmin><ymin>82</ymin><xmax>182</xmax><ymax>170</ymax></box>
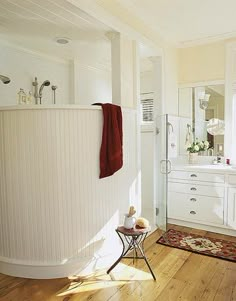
<box><xmin>168</xmin><ymin>192</ymin><xmax>224</xmax><ymax>225</ymax></box>
<box><xmin>228</xmin><ymin>175</ymin><xmax>236</xmax><ymax>185</ymax></box>
<box><xmin>168</xmin><ymin>182</ymin><xmax>224</xmax><ymax>198</ymax></box>
<box><xmin>227</xmin><ymin>188</ymin><xmax>236</xmax><ymax>228</ymax></box>
<box><xmin>169</xmin><ymin>170</ymin><xmax>225</xmax><ymax>183</ymax></box>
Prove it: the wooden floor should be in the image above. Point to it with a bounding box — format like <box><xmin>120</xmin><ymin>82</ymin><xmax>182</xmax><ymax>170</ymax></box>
<box><xmin>0</xmin><ymin>224</ymin><xmax>235</xmax><ymax>301</ymax></box>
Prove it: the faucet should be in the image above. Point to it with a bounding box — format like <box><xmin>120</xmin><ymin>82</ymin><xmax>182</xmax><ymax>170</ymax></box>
<box><xmin>51</xmin><ymin>85</ymin><xmax>57</xmax><ymax>104</ymax></box>
<box><xmin>32</xmin><ymin>77</ymin><xmax>39</xmax><ymax>104</ymax></box>
<box><xmin>217</xmin><ymin>154</ymin><xmax>222</xmax><ymax>164</ymax></box>
<box><xmin>207</xmin><ymin>148</ymin><xmax>214</xmax><ymax>156</ymax></box>
<box><xmin>32</xmin><ymin>77</ymin><xmax>50</xmax><ymax>104</ymax></box>
<box><xmin>39</xmin><ymin>80</ymin><xmax>50</xmax><ymax>104</ymax></box>
<box><xmin>0</xmin><ymin>75</ymin><xmax>10</xmax><ymax>84</ymax></box>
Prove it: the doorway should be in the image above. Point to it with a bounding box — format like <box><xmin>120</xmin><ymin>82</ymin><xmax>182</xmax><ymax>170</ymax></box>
<box><xmin>139</xmin><ymin>44</ymin><xmax>168</xmax><ymax>231</ymax></box>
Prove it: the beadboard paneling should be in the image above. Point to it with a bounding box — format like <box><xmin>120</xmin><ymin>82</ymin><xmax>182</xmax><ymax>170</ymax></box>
<box><xmin>0</xmin><ymin>108</ymin><xmax>138</xmax><ymax>270</ymax></box>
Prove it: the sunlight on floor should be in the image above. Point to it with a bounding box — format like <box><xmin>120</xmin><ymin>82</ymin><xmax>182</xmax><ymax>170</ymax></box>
<box><xmin>57</xmin><ymin>263</ymin><xmax>153</xmax><ymax>297</ymax></box>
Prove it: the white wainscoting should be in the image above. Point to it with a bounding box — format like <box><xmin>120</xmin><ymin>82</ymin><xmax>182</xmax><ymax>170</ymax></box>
<box><xmin>0</xmin><ymin>106</ymin><xmax>139</xmax><ymax>278</ymax></box>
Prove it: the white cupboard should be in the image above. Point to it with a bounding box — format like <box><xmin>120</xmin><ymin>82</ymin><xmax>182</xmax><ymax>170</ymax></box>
<box><xmin>227</xmin><ymin>188</ymin><xmax>236</xmax><ymax>229</ymax></box>
<box><xmin>168</xmin><ymin>166</ymin><xmax>236</xmax><ymax>235</ymax></box>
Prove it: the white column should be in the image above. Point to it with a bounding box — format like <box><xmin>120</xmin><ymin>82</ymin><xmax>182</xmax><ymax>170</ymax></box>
<box><xmin>70</xmin><ymin>59</ymin><xmax>80</xmax><ymax>104</ymax></box>
<box><xmin>107</xmin><ymin>32</ymin><xmax>137</xmax><ymax>108</ymax></box>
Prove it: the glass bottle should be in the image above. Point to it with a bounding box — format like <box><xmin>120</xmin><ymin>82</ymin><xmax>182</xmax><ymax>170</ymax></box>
<box><xmin>27</xmin><ymin>91</ymin><xmax>33</xmax><ymax>104</ymax></box>
<box><xmin>17</xmin><ymin>88</ymin><xmax>27</xmax><ymax>105</ymax></box>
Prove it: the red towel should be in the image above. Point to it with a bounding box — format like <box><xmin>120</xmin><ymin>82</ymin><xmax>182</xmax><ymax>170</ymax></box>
<box><xmin>93</xmin><ymin>103</ymin><xmax>123</xmax><ymax>178</ymax></box>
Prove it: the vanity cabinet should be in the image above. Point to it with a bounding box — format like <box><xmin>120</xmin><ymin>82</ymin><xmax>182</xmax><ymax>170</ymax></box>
<box><xmin>168</xmin><ymin>170</ymin><xmax>225</xmax><ymax>227</ymax></box>
<box><xmin>168</xmin><ymin>166</ymin><xmax>236</xmax><ymax>234</ymax></box>
<box><xmin>169</xmin><ymin>170</ymin><xmax>224</xmax><ymax>183</ymax></box>
<box><xmin>227</xmin><ymin>188</ymin><xmax>236</xmax><ymax>229</ymax></box>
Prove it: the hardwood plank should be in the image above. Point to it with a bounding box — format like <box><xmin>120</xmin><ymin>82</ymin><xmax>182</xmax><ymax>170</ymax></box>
<box><xmin>213</xmin><ymin>268</ymin><xmax>236</xmax><ymax>301</ymax></box>
<box><xmin>0</xmin><ymin>225</ymin><xmax>235</xmax><ymax>301</ymax></box>
<box><xmin>155</xmin><ymin>278</ymin><xmax>187</xmax><ymax>301</ymax></box>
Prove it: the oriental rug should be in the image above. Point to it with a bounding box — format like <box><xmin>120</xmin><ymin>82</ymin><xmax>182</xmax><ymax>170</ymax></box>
<box><xmin>157</xmin><ymin>228</ymin><xmax>236</xmax><ymax>262</ymax></box>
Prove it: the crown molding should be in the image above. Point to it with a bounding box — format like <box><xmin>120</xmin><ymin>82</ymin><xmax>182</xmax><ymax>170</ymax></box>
<box><xmin>178</xmin><ymin>31</ymin><xmax>236</xmax><ymax>48</ymax></box>
<box><xmin>0</xmin><ymin>40</ymin><xmax>69</xmax><ymax>65</ymax></box>
<box><xmin>179</xmin><ymin>79</ymin><xmax>225</xmax><ymax>88</ymax></box>
<box><xmin>72</xmin><ymin>59</ymin><xmax>111</xmax><ymax>73</ymax></box>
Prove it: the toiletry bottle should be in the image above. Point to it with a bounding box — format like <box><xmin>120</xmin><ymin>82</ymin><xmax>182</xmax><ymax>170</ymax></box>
<box><xmin>27</xmin><ymin>91</ymin><xmax>33</xmax><ymax>104</ymax></box>
<box><xmin>17</xmin><ymin>88</ymin><xmax>27</xmax><ymax>105</ymax></box>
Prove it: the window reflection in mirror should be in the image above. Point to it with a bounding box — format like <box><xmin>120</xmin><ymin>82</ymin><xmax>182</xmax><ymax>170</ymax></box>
<box><xmin>179</xmin><ymin>84</ymin><xmax>224</xmax><ymax>156</ymax></box>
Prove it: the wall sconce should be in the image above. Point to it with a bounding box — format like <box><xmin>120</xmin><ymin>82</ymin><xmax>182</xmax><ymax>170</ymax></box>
<box><xmin>198</xmin><ymin>92</ymin><xmax>210</xmax><ymax>110</ymax></box>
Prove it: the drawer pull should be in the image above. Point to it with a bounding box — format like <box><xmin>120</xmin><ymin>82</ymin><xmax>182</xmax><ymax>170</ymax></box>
<box><xmin>190</xmin><ymin>210</ymin><xmax>196</xmax><ymax>215</ymax></box>
<box><xmin>190</xmin><ymin>174</ymin><xmax>197</xmax><ymax>178</ymax></box>
<box><xmin>190</xmin><ymin>187</ymin><xmax>197</xmax><ymax>191</ymax></box>
<box><xmin>190</xmin><ymin>198</ymin><xmax>197</xmax><ymax>202</ymax></box>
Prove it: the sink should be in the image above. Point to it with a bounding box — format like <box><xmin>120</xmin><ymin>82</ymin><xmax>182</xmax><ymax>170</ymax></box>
<box><xmin>184</xmin><ymin>164</ymin><xmax>232</xmax><ymax>170</ymax></box>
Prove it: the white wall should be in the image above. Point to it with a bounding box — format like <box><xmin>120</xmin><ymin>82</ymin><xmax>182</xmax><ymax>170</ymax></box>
<box><xmin>140</xmin><ymin>71</ymin><xmax>154</xmax><ymax>211</ymax></box>
<box><xmin>0</xmin><ymin>42</ymin><xmax>112</xmax><ymax>106</ymax></box>
<box><xmin>140</xmin><ymin>70</ymin><xmax>154</xmax><ymax>93</ymax></box>
<box><xmin>164</xmin><ymin>46</ymin><xmax>179</xmax><ymax>115</ymax></box>
<box><xmin>141</xmin><ymin>130</ymin><xmax>154</xmax><ymax>210</ymax></box>
<box><xmin>178</xmin><ymin>40</ymin><xmax>225</xmax><ymax>84</ymax></box>
<box><xmin>0</xmin><ymin>43</ymin><xmax>71</xmax><ymax>106</ymax></box>
<box><xmin>75</xmin><ymin>64</ymin><xmax>112</xmax><ymax>105</ymax></box>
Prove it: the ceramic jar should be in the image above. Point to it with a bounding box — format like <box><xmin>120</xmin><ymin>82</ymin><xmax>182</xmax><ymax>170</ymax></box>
<box><xmin>189</xmin><ymin>152</ymin><xmax>198</xmax><ymax>164</ymax></box>
<box><xmin>124</xmin><ymin>214</ymin><xmax>136</xmax><ymax>229</ymax></box>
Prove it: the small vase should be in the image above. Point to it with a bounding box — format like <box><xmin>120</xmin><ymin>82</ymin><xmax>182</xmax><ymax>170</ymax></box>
<box><xmin>189</xmin><ymin>152</ymin><xmax>198</xmax><ymax>164</ymax></box>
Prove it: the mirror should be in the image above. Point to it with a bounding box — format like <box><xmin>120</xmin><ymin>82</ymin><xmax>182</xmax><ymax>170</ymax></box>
<box><xmin>179</xmin><ymin>84</ymin><xmax>225</xmax><ymax>156</ymax></box>
<box><xmin>207</xmin><ymin>118</ymin><xmax>225</xmax><ymax>136</ymax></box>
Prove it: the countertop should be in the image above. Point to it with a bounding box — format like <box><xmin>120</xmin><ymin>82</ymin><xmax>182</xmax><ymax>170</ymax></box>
<box><xmin>172</xmin><ymin>164</ymin><xmax>236</xmax><ymax>174</ymax></box>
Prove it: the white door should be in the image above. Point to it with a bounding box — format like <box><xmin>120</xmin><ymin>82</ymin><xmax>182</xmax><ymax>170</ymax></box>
<box><xmin>154</xmin><ymin>114</ymin><xmax>170</xmax><ymax>231</ymax></box>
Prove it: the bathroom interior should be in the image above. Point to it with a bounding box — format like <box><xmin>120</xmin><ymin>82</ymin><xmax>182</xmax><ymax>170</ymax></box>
<box><xmin>0</xmin><ymin>1</ymin><xmax>235</xmax><ymax>300</ymax></box>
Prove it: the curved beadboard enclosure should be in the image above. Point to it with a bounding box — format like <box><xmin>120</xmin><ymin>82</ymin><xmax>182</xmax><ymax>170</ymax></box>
<box><xmin>0</xmin><ymin>105</ymin><xmax>140</xmax><ymax>279</ymax></box>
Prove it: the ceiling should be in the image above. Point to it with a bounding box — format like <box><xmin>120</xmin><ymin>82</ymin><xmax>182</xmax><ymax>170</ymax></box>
<box><xmin>0</xmin><ymin>0</ymin><xmax>113</xmax><ymax>65</ymax></box>
<box><xmin>2</xmin><ymin>0</ymin><xmax>231</xmax><ymax>67</ymax></box>
<box><xmin>116</xmin><ymin>0</ymin><xmax>236</xmax><ymax>47</ymax></box>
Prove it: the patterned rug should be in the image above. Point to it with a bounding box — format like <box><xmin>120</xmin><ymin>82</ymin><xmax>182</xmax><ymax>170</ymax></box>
<box><xmin>156</xmin><ymin>229</ymin><xmax>236</xmax><ymax>262</ymax></box>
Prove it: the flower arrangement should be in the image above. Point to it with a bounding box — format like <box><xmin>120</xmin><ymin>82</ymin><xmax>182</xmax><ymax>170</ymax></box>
<box><xmin>186</xmin><ymin>139</ymin><xmax>210</xmax><ymax>153</ymax></box>
<box><xmin>198</xmin><ymin>140</ymin><xmax>210</xmax><ymax>151</ymax></box>
<box><xmin>186</xmin><ymin>141</ymin><xmax>200</xmax><ymax>153</ymax></box>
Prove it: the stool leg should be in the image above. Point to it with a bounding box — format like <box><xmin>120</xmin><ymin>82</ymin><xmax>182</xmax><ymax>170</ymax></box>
<box><xmin>132</xmin><ymin>237</ymin><xmax>136</xmax><ymax>264</ymax></box>
<box><xmin>107</xmin><ymin>251</ymin><xmax>124</xmax><ymax>274</ymax></box>
<box><xmin>133</xmin><ymin>239</ymin><xmax>156</xmax><ymax>281</ymax></box>
<box><xmin>107</xmin><ymin>232</ymin><xmax>133</xmax><ymax>274</ymax></box>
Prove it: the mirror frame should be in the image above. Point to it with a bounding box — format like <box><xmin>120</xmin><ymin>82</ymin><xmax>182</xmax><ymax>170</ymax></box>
<box><xmin>179</xmin><ymin>79</ymin><xmax>225</xmax><ymax>157</ymax></box>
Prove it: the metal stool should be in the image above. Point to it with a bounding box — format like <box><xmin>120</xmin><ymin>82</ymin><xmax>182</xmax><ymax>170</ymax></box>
<box><xmin>107</xmin><ymin>226</ymin><xmax>156</xmax><ymax>280</ymax></box>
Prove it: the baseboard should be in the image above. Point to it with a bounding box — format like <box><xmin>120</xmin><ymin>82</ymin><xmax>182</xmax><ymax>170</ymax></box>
<box><xmin>168</xmin><ymin>219</ymin><xmax>236</xmax><ymax>236</ymax></box>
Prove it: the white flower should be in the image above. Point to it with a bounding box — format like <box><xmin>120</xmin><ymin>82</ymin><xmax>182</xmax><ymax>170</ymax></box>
<box><xmin>199</xmin><ymin>142</ymin><xmax>204</xmax><ymax>148</ymax></box>
<box><xmin>186</xmin><ymin>143</ymin><xmax>191</xmax><ymax>149</ymax></box>
<box><xmin>194</xmin><ymin>145</ymin><xmax>199</xmax><ymax>151</ymax></box>
<box><xmin>204</xmin><ymin>141</ymin><xmax>209</xmax><ymax>147</ymax></box>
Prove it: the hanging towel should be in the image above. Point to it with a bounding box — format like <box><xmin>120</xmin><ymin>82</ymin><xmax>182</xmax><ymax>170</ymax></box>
<box><xmin>168</xmin><ymin>123</ymin><xmax>178</xmax><ymax>158</ymax></box>
<box><xmin>185</xmin><ymin>124</ymin><xmax>193</xmax><ymax>148</ymax></box>
<box><xmin>93</xmin><ymin>103</ymin><xmax>123</xmax><ymax>179</ymax></box>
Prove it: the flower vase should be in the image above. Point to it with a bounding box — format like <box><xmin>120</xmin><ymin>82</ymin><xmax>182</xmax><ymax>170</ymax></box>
<box><xmin>189</xmin><ymin>152</ymin><xmax>198</xmax><ymax>164</ymax></box>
